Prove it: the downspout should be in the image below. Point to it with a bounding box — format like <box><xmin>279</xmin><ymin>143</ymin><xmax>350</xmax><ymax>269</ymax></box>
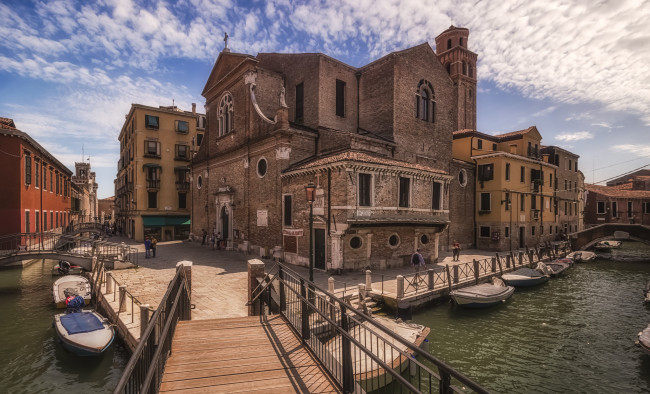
<box><xmin>470</xmin><ymin>136</ymin><xmax>477</xmax><ymax>248</ymax></box>
<box><xmin>327</xmin><ymin>168</ymin><xmax>331</xmax><ymax>234</ymax></box>
<box><xmin>356</xmin><ymin>71</ymin><xmax>361</xmax><ymax>133</ymax></box>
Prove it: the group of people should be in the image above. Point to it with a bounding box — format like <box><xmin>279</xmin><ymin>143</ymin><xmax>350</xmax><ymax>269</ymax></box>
<box><xmin>411</xmin><ymin>240</ymin><xmax>463</xmax><ymax>274</ymax></box>
<box><xmin>201</xmin><ymin>229</ymin><xmax>225</xmax><ymax>250</ymax></box>
<box><xmin>144</xmin><ymin>236</ymin><xmax>158</xmax><ymax>258</ymax></box>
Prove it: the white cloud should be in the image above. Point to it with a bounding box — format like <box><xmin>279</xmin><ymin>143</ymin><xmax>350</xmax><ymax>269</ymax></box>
<box><xmin>555</xmin><ymin>131</ymin><xmax>594</xmax><ymax>141</ymax></box>
<box><xmin>532</xmin><ymin>106</ymin><xmax>556</xmax><ymax>117</ymax></box>
<box><xmin>612</xmin><ymin>144</ymin><xmax>650</xmax><ymax>156</ymax></box>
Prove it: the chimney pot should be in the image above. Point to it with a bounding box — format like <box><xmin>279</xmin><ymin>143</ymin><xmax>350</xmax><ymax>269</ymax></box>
<box><xmin>192</xmin><ymin>103</ymin><xmax>196</xmax><ymax>114</ymax></box>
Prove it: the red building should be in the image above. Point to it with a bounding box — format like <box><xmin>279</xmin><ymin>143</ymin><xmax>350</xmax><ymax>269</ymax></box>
<box><xmin>584</xmin><ymin>178</ymin><xmax>650</xmax><ymax>227</ymax></box>
<box><xmin>0</xmin><ymin>118</ymin><xmax>73</xmax><ymax>236</ymax></box>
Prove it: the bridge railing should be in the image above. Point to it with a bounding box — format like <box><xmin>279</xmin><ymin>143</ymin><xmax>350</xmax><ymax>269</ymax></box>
<box><xmin>250</xmin><ymin>262</ymin><xmax>490</xmax><ymax>394</ymax></box>
<box><xmin>67</xmin><ymin>221</ymin><xmax>104</xmax><ymax>234</ymax></box>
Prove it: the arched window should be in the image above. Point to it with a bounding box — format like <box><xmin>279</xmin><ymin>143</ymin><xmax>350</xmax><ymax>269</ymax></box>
<box><xmin>462</xmin><ymin>62</ymin><xmax>467</xmax><ymax>75</ymax></box>
<box><xmin>421</xmin><ymin>89</ymin><xmax>429</xmax><ymax>121</ymax></box>
<box><xmin>415</xmin><ymin>80</ymin><xmax>436</xmax><ymax>123</ymax></box>
<box><xmin>459</xmin><ymin>37</ymin><xmax>464</xmax><ymax>47</ymax></box>
<box><xmin>218</xmin><ymin>93</ymin><xmax>233</xmax><ymax>137</ymax></box>
<box><xmin>447</xmin><ymin>39</ymin><xmax>451</xmax><ymax>49</ymax></box>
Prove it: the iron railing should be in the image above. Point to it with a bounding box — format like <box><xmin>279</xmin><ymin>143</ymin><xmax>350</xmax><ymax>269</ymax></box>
<box><xmin>250</xmin><ymin>263</ymin><xmax>490</xmax><ymax>394</ymax></box>
<box><xmin>114</xmin><ymin>264</ymin><xmax>191</xmax><ymax>394</ymax></box>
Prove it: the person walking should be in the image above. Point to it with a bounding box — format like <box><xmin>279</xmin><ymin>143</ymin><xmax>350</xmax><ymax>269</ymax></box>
<box><xmin>151</xmin><ymin>236</ymin><xmax>157</xmax><ymax>258</ymax></box>
<box><xmin>201</xmin><ymin>229</ymin><xmax>207</xmax><ymax>245</ymax></box>
<box><xmin>411</xmin><ymin>249</ymin><xmax>425</xmax><ymax>273</ymax></box>
<box><xmin>144</xmin><ymin>237</ymin><xmax>151</xmax><ymax>258</ymax></box>
<box><xmin>216</xmin><ymin>232</ymin><xmax>222</xmax><ymax>250</ymax></box>
<box><xmin>210</xmin><ymin>233</ymin><xmax>216</xmax><ymax>250</ymax></box>
<box><xmin>452</xmin><ymin>240</ymin><xmax>461</xmax><ymax>262</ymax></box>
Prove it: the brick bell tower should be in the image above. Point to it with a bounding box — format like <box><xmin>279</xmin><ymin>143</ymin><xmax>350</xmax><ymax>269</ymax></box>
<box><xmin>435</xmin><ymin>26</ymin><xmax>478</xmax><ymax>131</ymax></box>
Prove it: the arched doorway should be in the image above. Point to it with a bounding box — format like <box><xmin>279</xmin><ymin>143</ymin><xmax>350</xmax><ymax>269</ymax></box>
<box><xmin>221</xmin><ymin>205</ymin><xmax>229</xmax><ymax>242</ymax></box>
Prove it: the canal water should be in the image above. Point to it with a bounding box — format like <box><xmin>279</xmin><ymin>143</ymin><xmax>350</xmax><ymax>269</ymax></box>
<box><xmin>0</xmin><ymin>259</ymin><xmax>128</xmax><ymax>393</ymax></box>
<box><xmin>413</xmin><ymin>242</ymin><xmax>650</xmax><ymax>394</ymax></box>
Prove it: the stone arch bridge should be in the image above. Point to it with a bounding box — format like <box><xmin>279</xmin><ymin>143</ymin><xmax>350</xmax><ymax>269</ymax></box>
<box><xmin>570</xmin><ymin>224</ymin><xmax>650</xmax><ymax>250</ymax></box>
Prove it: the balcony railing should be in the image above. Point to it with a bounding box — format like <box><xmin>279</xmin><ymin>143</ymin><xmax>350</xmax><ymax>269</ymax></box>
<box><xmin>174</xmin><ymin>155</ymin><xmax>190</xmax><ymax>162</ymax></box>
<box><xmin>175</xmin><ymin>181</ymin><xmax>190</xmax><ymax>191</ymax></box>
<box><xmin>146</xmin><ymin>179</ymin><xmax>160</xmax><ymax>189</ymax></box>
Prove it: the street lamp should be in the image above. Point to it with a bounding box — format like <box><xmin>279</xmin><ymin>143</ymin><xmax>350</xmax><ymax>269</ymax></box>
<box><xmin>305</xmin><ymin>181</ymin><xmax>316</xmax><ymax>282</ymax></box>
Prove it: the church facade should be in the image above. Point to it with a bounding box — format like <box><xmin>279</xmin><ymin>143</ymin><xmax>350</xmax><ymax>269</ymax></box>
<box><xmin>191</xmin><ymin>26</ymin><xmax>477</xmax><ymax>271</ymax></box>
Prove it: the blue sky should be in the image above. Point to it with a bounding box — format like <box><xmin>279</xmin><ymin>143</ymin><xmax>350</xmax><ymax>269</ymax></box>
<box><xmin>1</xmin><ymin>0</ymin><xmax>649</xmax><ymax>199</ymax></box>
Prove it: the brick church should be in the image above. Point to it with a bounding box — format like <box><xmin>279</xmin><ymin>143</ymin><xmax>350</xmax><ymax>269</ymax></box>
<box><xmin>191</xmin><ymin>26</ymin><xmax>477</xmax><ymax>271</ymax></box>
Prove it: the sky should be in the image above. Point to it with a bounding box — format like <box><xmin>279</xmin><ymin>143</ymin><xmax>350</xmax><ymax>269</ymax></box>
<box><xmin>1</xmin><ymin>0</ymin><xmax>649</xmax><ymax>199</ymax></box>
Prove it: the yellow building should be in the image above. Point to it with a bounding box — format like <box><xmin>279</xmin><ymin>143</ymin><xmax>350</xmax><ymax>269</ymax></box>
<box><xmin>116</xmin><ymin>104</ymin><xmax>205</xmax><ymax>242</ymax></box>
<box><xmin>453</xmin><ymin>127</ymin><xmax>558</xmax><ymax>250</ymax></box>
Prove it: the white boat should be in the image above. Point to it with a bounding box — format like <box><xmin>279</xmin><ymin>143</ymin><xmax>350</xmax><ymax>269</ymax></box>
<box><xmin>637</xmin><ymin>324</ymin><xmax>650</xmax><ymax>356</ymax></box>
<box><xmin>594</xmin><ymin>240</ymin><xmax>622</xmax><ymax>251</ymax></box>
<box><xmin>566</xmin><ymin>251</ymin><xmax>597</xmax><ymax>262</ymax></box>
<box><xmin>51</xmin><ymin>261</ymin><xmax>84</xmax><ymax>276</ymax></box>
<box><xmin>538</xmin><ymin>260</ymin><xmax>571</xmax><ymax>277</ymax></box>
<box><xmin>53</xmin><ymin>275</ymin><xmax>91</xmax><ymax>308</ymax></box>
<box><xmin>53</xmin><ymin>311</ymin><xmax>114</xmax><ymax>356</ymax></box>
<box><xmin>450</xmin><ymin>277</ymin><xmax>515</xmax><ymax>308</ymax></box>
<box><xmin>502</xmin><ymin>267</ymin><xmax>549</xmax><ymax>287</ymax></box>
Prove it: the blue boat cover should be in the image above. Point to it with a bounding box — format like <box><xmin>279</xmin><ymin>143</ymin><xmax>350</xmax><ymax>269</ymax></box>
<box><xmin>60</xmin><ymin>312</ymin><xmax>104</xmax><ymax>334</ymax></box>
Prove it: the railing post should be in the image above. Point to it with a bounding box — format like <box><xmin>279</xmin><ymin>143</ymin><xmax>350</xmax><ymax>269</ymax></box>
<box><xmin>176</xmin><ymin>260</ymin><xmax>192</xmax><ymax>300</ymax></box>
<box><xmin>453</xmin><ymin>265</ymin><xmax>459</xmax><ymax>283</ymax></box>
<box><xmin>365</xmin><ymin>269</ymin><xmax>372</xmax><ymax>291</ymax></box>
<box><xmin>491</xmin><ymin>257</ymin><xmax>497</xmax><ymax>273</ymax></box>
<box><xmin>279</xmin><ymin>266</ymin><xmax>286</xmax><ymax>313</ymax></box>
<box><xmin>105</xmin><ymin>272</ymin><xmax>114</xmax><ymax>294</ymax></box>
<box><xmin>396</xmin><ymin>275</ymin><xmax>404</xmax><ymax>299</ymax></box>
<box><xmin>518</xmin><ymin>251</ymin><xmax>523</xmax><ymax>266</ymax></box>
<box><xmin>439</xmin><ymin>369</ymin><xmax>453</xmax><ymax>394</ymax></box>
<box><xmin>506</xmin><ymin>255</ymin><xmax>511</xmax><ymax>268</ymax></box>
<box><xmin>247</xmin><ymin>259</ymin><xmax>266</xmax><ymax>316</ymax></box>
<box><xmin>445</xmin><ymin>265</ymin><xmax>452</xmax><ymax>292</ymax></box>
<box><xmin>328</xmin><ymin>276</ymin><xmax>335</xmax><ymax>293</ymax></box>
<box><xmin>427</xmin><ymin>269</ymin><xmax>434</xmax><ymax>290</ymax></box>
<box><xmin>140</xmin><ymin>304</ymin><xmax>150</xmax><ymax>339</ymax></box>
<box><xmin>119</xmin><ymin>285</ymin><xmax>127</xmax><ymax>313</ymax></box>
<box><xmin>340</xmin><ymin>303</ymin><xmax>354</xmax><ymax>394</ymax></box>
<box><xmin>300</xmin><ymin>278</ymin><xmax>310</xmax><ymax>341</ymax></box>
<box><xmin>473</xmin><ymin>259</ymin><xmax>479</xmax><ymax>284</ymax></box>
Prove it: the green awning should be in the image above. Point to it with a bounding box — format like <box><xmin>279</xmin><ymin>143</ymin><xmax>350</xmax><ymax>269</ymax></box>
<box><xmin>142</xmin><ymin>163</ymin><xmax>162</xmax><ymax>171</ymax></box>
<box><xmin>142</xmin><ymin>216</ymin><xmax>190</xmax><ymax>227</ymax></box>
<box><xmin>174</xmin><ymin>166</ymin><xmax>189</xmax><ymax>171</ymax></box>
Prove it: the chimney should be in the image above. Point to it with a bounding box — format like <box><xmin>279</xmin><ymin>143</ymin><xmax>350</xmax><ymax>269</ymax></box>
<box><xmin>192</xmin><ymin>103</ymin><xmax>196</xmax><ymax>114</ymax></box>
<box><xmin>542</xmin><ymin>154</ymin><xmax>550</xmax><ymax>163</ymax></box>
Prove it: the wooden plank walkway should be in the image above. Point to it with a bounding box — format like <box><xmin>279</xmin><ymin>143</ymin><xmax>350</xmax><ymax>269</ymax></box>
<box><xmin>160</xmin><ymin>315</ymin><xmax>341</xmax><ymax>393</ymax></box>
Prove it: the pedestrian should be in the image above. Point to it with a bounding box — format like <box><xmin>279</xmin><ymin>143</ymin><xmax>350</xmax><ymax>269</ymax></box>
<box><xmin>411</xmin><ymin>249</ymin><xmax>425</xmax><ymax>274</ymax></box>
<box><xmin>201</xmin><ymin>229</ymin><xmax>207</xmax><ymax>245</ymax></box>
<box><xmin>452</xmin><ymin>240</ymin><xmax>461</xmax><ymax>261</ymax></box>
<box><xmin>151</xmin><ymin>236</ymin><xmax>157</xmax><ymax>258</ymax></box>
<box><xmin>144</xmin><ymin>237</ymin><xmax>151</xmax><ymax>258</ymax></box>
<box><xmin>210</xmin><ymin>233</ymin><xmax>215</xmax><ymax>250</ymax></box>
<box><xmin>216</xmin><ymin>232</ymin><xmax>222</xmax><ymax>250</ymax></box>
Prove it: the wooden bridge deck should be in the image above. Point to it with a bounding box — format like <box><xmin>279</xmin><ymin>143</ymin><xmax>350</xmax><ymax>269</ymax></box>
<box><xmin>160</xmin><ymin>315</ymin><xmax>341</xmax><ymax>393</ymax></box>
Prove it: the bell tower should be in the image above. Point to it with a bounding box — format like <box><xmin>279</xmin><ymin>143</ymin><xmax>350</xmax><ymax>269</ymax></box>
<box><xmin>435</xmin><ymin>26</ymin><xmax>477</xmax><ymax>131</ymax></box>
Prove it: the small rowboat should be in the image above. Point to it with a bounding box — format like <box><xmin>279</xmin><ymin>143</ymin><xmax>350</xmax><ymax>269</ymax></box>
<box><xmin>637</xmin><ymin>324</ymin><xmax>650</xmax><ymax>356</ymax></box>
<box><xmin>53</xmin><ymin>275</ymin><xmax>91</xmax><ymax>308</ymax></box>
<box><xmin>537</xmin><ymin>261</ymin><xmax>570</xmax><ymax>277</ymax></box>
<box><xmin>594</xmin><ymin>240</ymin><xmax>622</xmax><ymax>251</ymax></box>
<box><xmin>502</xmin><ymin>267</ymin><xmax>549</xmax><ymax>287</ymax></box>
<box><xmin>51</xmin><ymin>262</ymin><xmax>84</xmax><ymax>276</ymax></box>
<box><xmin>450</xmin><ymin>278</ymin><xmax>515</xmax><ymax>308</ymax></box>
<box><xmin>54</xmin><ymin>311</ymin><xmax>114</xmax><ymax>356</ymax></box>
<box><xmin>566</xmin><ymin>251</ymin><xmax>597</xmax><ymax>262</ymax></box>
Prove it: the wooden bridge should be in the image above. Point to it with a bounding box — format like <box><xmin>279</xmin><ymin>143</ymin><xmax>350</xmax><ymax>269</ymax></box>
<box><xmin>570</xmin><ymin>223</ymin><xmax>650</xmax><ymax>250</ymax></box>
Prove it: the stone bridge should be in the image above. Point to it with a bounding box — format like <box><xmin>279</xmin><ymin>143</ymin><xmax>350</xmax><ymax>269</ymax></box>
<box><xmin>65</xmin><ymin>222</ymin><xmax>104</xmax><ymax>237</ymax></box>
<box><xmin>570</xmin><ymin>224</ymin><xmax>650</xmax><ymax>250</ymax></box>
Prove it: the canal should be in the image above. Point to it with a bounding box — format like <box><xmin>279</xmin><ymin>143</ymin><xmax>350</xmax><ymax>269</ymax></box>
<box><xmin>0</xmin><ymin>259</ymin><xmax>128</xmax><ymax>393</ymax></box>
<box><xmin>412</xmin><ymin>242</ymin><xmax>650</xmax><ymax>393</ymax></box>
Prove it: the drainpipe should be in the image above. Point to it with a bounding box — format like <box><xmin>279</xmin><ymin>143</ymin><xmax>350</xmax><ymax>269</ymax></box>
<box><xmin>327</xmin><ymin>168</ymin><xmax>331</xmax><ymax>234</ymax></box>
<box><xmin>356</xmin><ymin>71</ymin><xmax>361</xmax><ymax>133</ymax></box>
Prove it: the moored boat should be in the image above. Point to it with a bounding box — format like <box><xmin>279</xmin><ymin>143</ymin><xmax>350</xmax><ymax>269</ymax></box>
<box><xmin>566</xmin><ymin>251</ymin><xmax>596</xmax><ymax>262</ymax></box>
<box><xmin>53</xmin><ymin>311</ymin><xmax>114</xmax><ymax>356</ymax></box>
<box><xmin>594</xmin><ymin>240</ymin><xmax>622</xmax><ymax>251</ymax></box>
<box><xmin>502</xmin><ymin>267</ymin><xmax>549</xmax><ymax>287</ymax></box>
<box><xmin>644</xmin><ymin>281</ymin><xmax>650</xmax><ymax>304</ymax></box>
<box><xmin>51</xmin><ymin>261</ymin><xmax>84</xmax><ymax>276</ymax></box>
<box><xmin>637</xmin><ymin>324</ymin><xmax>650</xmax><ymax>356</ymax></box>
<box><xmin>538</xmin><ymin>260</ymin><xmax>571</xmax><ymax>277</ymax></box>
<box><xmin>53</xmin><ymin>275</ymin><xmax>91</xmax><ymax>308</ymax></box>
<box><xmin>450</xmin><ymin>277</ymin><xmax>515</xmax><ymax>308</ymax></box>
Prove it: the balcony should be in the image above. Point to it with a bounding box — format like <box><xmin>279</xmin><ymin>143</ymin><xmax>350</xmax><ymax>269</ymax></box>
<box><xmin>176</xmin><ymin>181</ymin><xmax>190</xmax><ymax>191</ymax></box>
<box><xmin>174</xmin><ymin>155</ymin><xmax>190</xmax><ymax>162</ymax></box>
<box><xmin>144</xmin><ymin>152</ymin><xmax>161</xmax><ymax>159</ymax></box>
<box><xmin>527</xmin><ymin>146</ymin><xmax>542</xmax><ymax>160</ymax></box>
<box><xmin>146</xmin><ymin>179</ymin><xmax>160</xmax><ymax>189</ymax></box>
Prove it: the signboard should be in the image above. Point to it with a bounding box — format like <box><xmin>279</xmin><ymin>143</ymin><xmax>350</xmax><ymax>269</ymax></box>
<box><xmin>314</xmin><ymin>189</ymin><xmax>325</xmax><ymax>215</ymax></box>
<box><xmin>282</xmin><ymin>228</ymin><xmax>304</xmax><ymax>236</ymax></box>
<box><xmin>257</xmin><ymin>210</ymin><xmax>268</xmax><ymax>227</ymax></box>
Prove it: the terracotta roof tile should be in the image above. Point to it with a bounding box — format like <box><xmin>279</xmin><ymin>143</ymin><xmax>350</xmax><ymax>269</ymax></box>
<box><xmin>493</xmin><ymin>126</ymin><xmax>534</xmax><ymax>138</ymax></box>
<box><xmin>0</xmin><ymin>117</ymin><xmax>16</xmax><ymax>129</ymax></box>
<box><xmin>585</xmin><ymin>183</ymin><xmax>650</xmax><ymax>198</ymax></box>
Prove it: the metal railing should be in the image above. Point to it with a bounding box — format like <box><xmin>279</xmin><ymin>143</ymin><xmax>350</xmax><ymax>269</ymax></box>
<box><xmin>114</xmin><ymin>264</ymin><xmax>191</xmax><ymax>394</ymax></box>
<box><xmin>250</xmin><ymin>263</ymin><xmax>490</xmax><ymax>394</ymax></box>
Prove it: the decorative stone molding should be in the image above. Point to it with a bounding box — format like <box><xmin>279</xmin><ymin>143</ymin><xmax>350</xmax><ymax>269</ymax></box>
<box><xmin>276</xmin><ymin>146</ymin><xmax>291</xmax><ymax>160</ymax></box>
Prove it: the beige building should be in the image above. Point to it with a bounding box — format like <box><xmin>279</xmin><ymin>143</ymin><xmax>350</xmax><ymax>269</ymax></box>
<box><xmin>116</xmin><ymin>104</ymin><xmax>205</xmax><ymax>242</ymax></box>
<box><xmin>71</xmin><ymin>161</ymin><xmax>98</xmax><ymax>223</ymax></box>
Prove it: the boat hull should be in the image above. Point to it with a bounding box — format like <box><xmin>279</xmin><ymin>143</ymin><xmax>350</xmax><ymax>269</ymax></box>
<box><xmin>451</xmin><ymin>284</ymin><xmax>515</xmax><ymax>308</ymax></box>
<box><xmin>638</xmin><ymin>325</ymin><xmax>650</xmax><ymax>356</ymax></box>
<box><xmin>502</xmin><ymin>275</ymin><xmax>549</xmax><ymax>287</ymax></box>
<box><xmin>54</xmin><ymin>312</ymin><xmax>114</xmax><ymax>356</ymax></box>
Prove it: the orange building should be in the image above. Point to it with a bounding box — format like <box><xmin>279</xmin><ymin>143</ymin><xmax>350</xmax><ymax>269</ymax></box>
<box><xmin>0</xmin><ymin>118</ymin><xmax>72</xmax><ymax>236</ymax></box>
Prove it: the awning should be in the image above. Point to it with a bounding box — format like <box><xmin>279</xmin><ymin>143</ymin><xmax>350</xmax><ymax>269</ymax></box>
<box><xmin>142</xmin><ymin>216</ymin><xmax>191</xmax><ymax>227</ymax></box>
<box><xmin>142</xmin><ymin>163</ymin><xmax>162</xmax><ymax>171</ymax></box>
<box><xmin>174</xmin><ymin>166</ymin><xmax>189</xmax><ymax>171</ymax></box>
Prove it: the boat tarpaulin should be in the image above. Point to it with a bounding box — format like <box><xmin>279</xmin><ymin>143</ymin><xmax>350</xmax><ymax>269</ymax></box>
<box><xmin>60</xmin><ymin>312</ymin><xmax>103</xmax><ymax>334</ymax></box>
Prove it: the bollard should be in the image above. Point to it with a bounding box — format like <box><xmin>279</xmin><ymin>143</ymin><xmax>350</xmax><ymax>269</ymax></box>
<box><xmin>140</xmin><ymin>304</ymin><xmax>150</xmax><ymax>339</ymax></box>
<box><xmin>410</xmin><ymin>355</ymin><xmax>417</xmax><ymax>377</ymax></box>
<box><xmin>358</xmin><ymin>283</ymin><xmax>366</xmax><ymax>299</ymax></box>
<box><xmin>247</xmin><ymin>259</ymin><xmax>265</xmax><ymax>316</ymax></box>
<box><xmin>396</xmin><ymin>275</ymin><xmax>404</xmax><ymax>299</ymax></box>
<box><xmin>473</xmin><ymin>259</ymin><xmax>479</xmax><ymax>284</ymax></box>
<box><xmin>328</xmin><ymin>277</ymin><xmax>335</xmax><ymax>293</ymax></box>
<box><xmin>118</xmin><ymin>285</ymin><xmax>127</xmax><ymax>312</ymax></box>
<box><xmin>421</xmin><ymin>338</ymin><xmax>430</xmax><ymax>352</ymax></box>
<box><xmin>506</xmin><ymin>255</ymin><xmax>511</xmax><ymax>268</ymax></box>
<box><xmin>519</xmin><ymin>252</ymin><xmax>524</xmax><ymax>266</ymax></box>
<box><xmin>427</xmin><ymin>269</ymin><xmax>434</xmax><ymax>290</ymax></box>
<box><xmin>105</xmin><ymin>272</ymin><xmax>114</xmax><ymax>294</ymax></box>
<box><xmin>365</xmin><ymin>270</ymin><xmax>372</xmax><ymax>291</ymax></box>
<box><xmin>453</xmin><ymin>265</ymin><xmax>459</xmax><ymax>283</ymax></box>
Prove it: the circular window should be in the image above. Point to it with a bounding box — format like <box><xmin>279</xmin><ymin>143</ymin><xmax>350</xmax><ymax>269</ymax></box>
<box><xmin>257</xmin><ymin>158</ymin><xmax>267</xmax><ymax>178</ymax></box>
<box><xmin>349</xmin><ymin>236</ymin><xmax>362</xmax><ymax>249</ymax></box>
<box><xmin>420</xmin><ymin>234</ymin><xmax>429</xmax><ymax>245</ymax></box>
<box><xmin>458</xmin><ymin>169</ymin><xmax>467</xmax><ymax>187</ymax></box>
<box><xmin>388</xmin><ymin>234</ymin><xmax>400</xmax><ymax>247</ymax></box>
<box><xmin>197</xmin><ymin>175</ymin><xmax>203</xmax><ymax>189</ymax></box>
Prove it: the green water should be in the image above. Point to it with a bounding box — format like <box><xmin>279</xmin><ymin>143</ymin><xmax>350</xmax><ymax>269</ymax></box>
<box><xmin>0</xmin><ymin>260</ymin><xmax>128</xmax><ymax>393</ymax></box>
<box><xmin>412</xmin><ymin>242</ymin><xmax>650</xmax><ymax>394</ymax></box>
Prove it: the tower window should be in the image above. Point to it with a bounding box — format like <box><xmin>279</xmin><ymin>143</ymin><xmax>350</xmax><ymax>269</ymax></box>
<box><xmin>446</xmin><ymin>63</ymin><xmax>451</xmax><ymax>74</ymax></box>
<box><xmin>336</xmin><ymin>79</ymin><xmax>345</xmax><ymax>117</ymax></box>
<box><xmin>462</xmin><ymin>62</ymin><xmax>467</xmax><ymax>75</ymax></box>
<box><xmin>468</xmin><ymin>65</ymin><xmax>474</xmax><ymax>78</ymax></box>
<box><xmin>218</xmin><ymin>93</ymin><xmax>234</xmax><ymax>137</ymax></box>
<box><xmin>459</xmin><ymin>37</ymin><xmax>464</xmax><ymax>47</ymax></box>
<box><xmin>447</xmin><ymin>39</ymin><xmax>451</xmax><ymax>49</ymax></box>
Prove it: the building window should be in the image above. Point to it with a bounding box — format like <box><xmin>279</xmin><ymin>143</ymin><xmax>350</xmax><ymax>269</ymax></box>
<box><xmin>644</xmin><ymin>202</ymin><xmax>650</xmax><ymax>214</ymax></box>
<box><xmin>197</xmin><ymin>175</ymin><xmax>202</xmax><ymax>189</ymax></box>
<box><xmin>50</xmin><ymin>212</ymin><xmax>53</xmax><ymax>229</ymax></box>
<box><xmin>257</xmin><ymin>158</ymin><xmax>267</xmax><ymax>178</ymax></box>
<box><xmin>549</xmin><ymin>173</ymin><xmax>553</xmax><ymax>188</ymax></box>
<box><xmin>42</xmin><ymin>164</ymin><xmax>47</xmax><ymax>190</ymax></box>
<box><xmin>145</xmin><ymin>140</ymin><xmax>160</xmax><ymax>157</ymax></box>
<box><xmin>478</xmin><ymin>164</ymin><xmax>494</xmax><ymax>181</ymax></box>
<box><xmin>520</xmin><ymin>194</ymin><xmax>525</xmax><ymax>211</ymax></box>
<box><xmin>24</xmin><ymin>152</ymin><xmax>32</xmax><ymax>185</ymax></box>
<box><xmin>479</xmin><ymin>226</ymin><xmax>490</xmax><ymax>238</ymax></box>
<box><xmin>477</xmin><ymin>139</ymin><xmax>483</xmax><ymax>150</ymax></box>
<box><xmin>447</xmin><ymin>38</ymin><xmax>452</xmax><ymax>49</ymax></box>
<box><xmin>295</xmin><ymin>83</ymin><xmax>304</xmax><ymax>123</ymax></box>
<box><xmin>432</xmin><ymin>182</ymin><xmax>442</xmax><ymax>210</ymax></box>
<box><xmin>35</xmin><ymin>211</ymin><xmax>40</xmax><ymax>232</ymax></box>
<box><xmin>398</xmin><ymin>177</ymin><xmax>410</xmax><ymax>208</ymax></box>
<box><xmin>196</xmin><ymin>134</ymin><xmax>204</xmax><ymax>147</ymax></box>
<box><xmin>458</xmin><ymin>169</ymin><xmax>467</xmax><ymax>187</ymax></box>
<box><xmin>175</xmin><ymin>144</ymin><xmax>189</xmax><ymax>160</ymax></box>
<box><xmin>148</xmin><ymin>191</ymin><xmax>157</xmax><ymax>209</ymax></box>
<box><xmin>628</xmin><ymin>201</ymin><xmax>633</xmax><ymax>217</ymax></box>
<box><xmin>520</xmin><ymin>166</ymin><xmax>525</xmax><ymax>183</ymax></box>
<box><xmin>349</xmin><ymin>236</ymin><xmax>362</xmax><ymax>249</ymax></box>
<box><xmin>505</xmin><ymin>226</ymin><xmax>509</xmax><ymax>238</ymax></box>
<box><xmin>597</xmin><ymin>201</ymin><xmax>605</xmax><ymax>214</ymax></box>
<box><xmin>43</xmin><ymin>213</ymin><xmax>47</xmax><ymax>231</ymax></box>
<box><xmin>446</xmin><ymin>63</ymin><xmax>451</xmax><ymax>74</ymax></box>
<box><xmin>492</xmin><ymin>143</ymin><xmax>497</xmax><ymax>151</ymax></box>
<box><xmin>415</xmin><ymin>80</ymin><xmax>435</xmax><ymax>122</ymax></box>
<box><xmin>50</xmin><ymin>169</ymin><xmax>53</xmax><ymax>191</ymax></box>
<box><xmin>532</xmin><ymin>226</ymin><xmax>536</xmax><ymax>236</ymax></box>
<box><xmin>336</xmin><ymin>79</ymin><xmax>345</xmax><ymax>117</ymax></box>
<box><xmin>468</xmin><ymin>65</ymin><xmax>474</xmax><ymax>78</ymax></box>
<box><xmin>358</xmin><ymin>173</ymin><xmax>372</xmax><ymax>207</ymax></box>
<box><xmin>55</xmin><ymin>211</ymin><xmax>58</xmax><ymax>228</ymax></box>
<box><xmin>575</xmin><ymin>161</ymin><xmax>578</xmax><ymax>172</ymax></box>
<box><xmin>178</xmin><ymin>193</ymin><xmax>187</xmax><ymax>209</ymax></box>
<box><xmin>145</xmin><ymin>115</ymin><xmax>159</xmax><ymax>129</ymax></box>
<box><xmin>505</xmin><ymin>192</ymin><xmax>510</xmax><ymax>211</ymax></box>
<box><xmin>283</xmin><ymin>195</ymin><xmax>292</xmax><ymax>226</ymax></box>
<box><xmin>218</xmin><ymin>93</ymin><xmax>234</xmax><ymax>137</ymax></box>
<box><xmin>505</xmin><ymin>163</ymin><xmax>510</xmax><ymax>181</ymax></box>
<box><xmin>479</xmin><ymin>192</ymin><xmax>491</xmax><ymax>212</ymax></box>
<box><xmin>420</xmin><ymin>234</ymin><xmax>429</xmax><ymax>244</ymax></box>
<box><xmin>175</xmin><ymin>120</ymin><xmax>189</xmax><ymax>133</ymax></box>
<box><xmin>569</xmin><ymin>159</ymin><xmax>572</xmax><ymax>171</ymax></box>
<box><xmin>25</xmin><ymin>211</ymin><xmax>30</xmax><ymax>233</ymax></box>
<box><xmin>531</xmin><ymin>195</ymin><xmax>537</xmax><ymax>210</ymax></box>
<box><xmin>388</xmin><ymin>234</ymin><xmax>400</xmax><ymax>247</ymax></box>
<box><xmin>35</xmin><ymin>159</ymin><xmax>40</xmax><ymax>187</ymax></box>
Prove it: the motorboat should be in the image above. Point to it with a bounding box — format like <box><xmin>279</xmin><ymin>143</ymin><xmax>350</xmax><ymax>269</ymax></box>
<box><xmin>566</xmin><ymin>251</ymin><xmax>597</xmax><ymax>262</ymax></box>
<box><xmin>51</xmin><ymin>261</ymin><xmax>84</xmax><ymax>276</ymax></box>
<box><xmin>593</xmin><ymin>240</ymin><xmax>622</xmax><ymax>251</ymax></box>
<box><xmin>450</xmin><ymin>277</ymin><xmax>515</xmax><ymax>308</ymax></box>
<box><xmin>538</xmin><ymin>260</ymin><xmax>570</xmax><ymax>277</ymax></box>
<box><xmin>53</xmin><ymin>311</ymin><xmax>114</xmax><ymax>356</ymax></box>
<box><xmin>637</xmin><ymin>324</ymin><xmax>650</xmax><ymax>356</ymax></box>
<box><xmin>53</xmin><ymin>275</ymin><xmax>91</xmax><ymax>308</ymax></box>
<box><xmin>502</xmin><ymin>267</ymin><xmax>549</xmax><ymax>287</ymax></box>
